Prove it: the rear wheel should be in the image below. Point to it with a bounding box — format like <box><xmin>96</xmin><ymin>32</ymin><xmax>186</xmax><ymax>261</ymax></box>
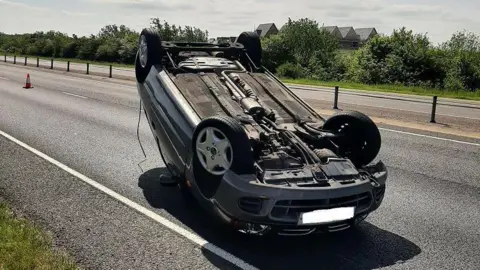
<box><xmin>135</xmin><ymin>28</ymin><xmax>163</xmax><ymax>83</ymax></box>
<box><xmin>323</xmin><ymin>111</ymin><xmax>381</xmax><ymax>167</ymax></box>
<box><xmin>191</xmin><ymin>115</ymin><xmax>255</xmax><ymax>199</ymax></box>
<box><xmin>235</xmin><ymin>31</ymin><xmax>262</xmax><ymax>69</ymax></box>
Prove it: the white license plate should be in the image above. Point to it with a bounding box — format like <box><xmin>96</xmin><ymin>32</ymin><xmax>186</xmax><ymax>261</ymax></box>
<box><xmin>298</xmin><ymin>207</ymin><xmax>355</xmax><ymax>225</ymax></box>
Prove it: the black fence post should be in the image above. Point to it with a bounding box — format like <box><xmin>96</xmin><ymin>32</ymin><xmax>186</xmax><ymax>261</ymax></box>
<box><xmin>4</xmin><ymin>55</ymin><xmax>6</xmax><ymax>62</ymax></box>
<box><xmin>13</xmin><ymin>55</ymin><xmax>16</xmax><ymax>64</ymax></box>
<box><xmin>24</xmin><ymin>56</ymin><xmax>27</xmax><ymax>66</ymax></box>
<box><xmin>86</xmin><ymin>63</ymin><xmax>89</xmax><ymax>74</ymax></box>
<box><xmin>333</xmin><ymin>86</ymin><xmax>339</xmax><ymax>109</ymax></box>
<box><xmin>430</xmin><ymin>96</ymin><xmax>438</xmax><ymax>123</ymax></box>
<box><xmin>50</xmin><ymin>58</ymin><xmax>53</xmax><ymax>69</ymax></box>
<box><xmin>36</xmin><ymin>58</ymin><xmax>39</xmax><ymax>67</ymax></box>
<box><xmin>109</xmin><ymin>65</ymin><xmax>112</xmax><ymax>78</ymax></box>
<box><xmin>67</xmin><ymin>61</ymin><xmax>70</xmax><ymax>72</ymax></box>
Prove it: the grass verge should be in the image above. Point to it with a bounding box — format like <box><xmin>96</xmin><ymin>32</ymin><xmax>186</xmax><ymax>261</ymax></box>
<box><xmin>282</xmin><ymin>78</ymin><xmax>480</xmax><ymax>101</ymax></box>
<box><xmin>0</xmin><ymin>202</ymin><xmax>78</xmax><ymax>270</ymax></box>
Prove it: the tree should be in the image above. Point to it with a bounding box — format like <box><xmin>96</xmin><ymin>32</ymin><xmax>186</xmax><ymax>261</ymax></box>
<box><xmin>261</xmin><ymin>33</ymin><xmax>295</xmax><ymax>72</ymax></box>
<box><xmin>440</xmin><ymin>31</ymin><xmax>480</xmax><ymax>90</ymax></box>
<box><xmin>279</xmin><ymin>18</ymin><xmax>338</xmax><ymax>68</ymax></box>
<box><xmin>149</xmin><ymin>18</ymin><xmax>208</xmax><ymax>42</ymax></box>
<box><xmin>261</xmin><ymin>18</ymin><xmax>339</xmax><ymax>80</ymax></box>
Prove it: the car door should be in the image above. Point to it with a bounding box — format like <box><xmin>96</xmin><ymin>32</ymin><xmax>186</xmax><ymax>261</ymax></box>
<box><xmin>141</xmin><ymin>68</ymin><xmax>197</xmax><ymax>177</ymax></box>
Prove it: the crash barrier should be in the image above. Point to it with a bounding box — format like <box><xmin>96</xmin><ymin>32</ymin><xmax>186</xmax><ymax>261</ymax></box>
<box><xmin>333</xmin><ymin>86</ymin><xmax>339</xmax><ymax>110</ymax></box>
<box><xmin>3</xmin><ymin>55</ymin><xmax>121</xmax><ymax>79</ymax></box>
<box><xmin>3</xmin><ymin>54</ymin><xmax>479</xmax><ymax>123</ymax></box>
<box><xmin>431</xmin><ymin>96</ymin><xmax>438</xmax><ymax>123</ymax></box>
<box><xmin>332</xmin><ymin>86</ymin><xmax>449</xmax><ymax>123</ymax></box>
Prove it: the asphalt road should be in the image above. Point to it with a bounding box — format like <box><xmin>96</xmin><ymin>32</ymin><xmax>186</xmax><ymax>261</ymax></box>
<box><xmin>293</xmin><ymin>86</ymin><xmax>480</xmax><ymax>120</ymax></box>
<box><xmin>1</xmin><ymin>65</ymin><xmax>480</xmax><ymax>270</ymax></box>
<box><xmin>3</xmin><ymin>56</ymin><xmax>480</xmax><ymax>121</ymax></box>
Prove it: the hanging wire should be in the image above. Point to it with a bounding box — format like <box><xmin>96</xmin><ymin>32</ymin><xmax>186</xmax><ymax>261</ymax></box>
<box><xmin>136</xmin><ymin>99</ymin><xmax>147</xmax><ymax>172</ymax></box>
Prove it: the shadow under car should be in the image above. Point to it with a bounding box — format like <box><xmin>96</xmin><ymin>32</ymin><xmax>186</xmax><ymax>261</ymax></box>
<box><xmin>138</xmin><ymin>167</ymin><xmax>421</xmax><ymax>270</ymax></box>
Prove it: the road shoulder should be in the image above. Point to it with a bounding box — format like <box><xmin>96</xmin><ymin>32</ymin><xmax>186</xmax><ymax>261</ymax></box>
<box><xmin>0</xmin><ymin>199</ymin><xmax>78</xmax><ymax>269</ymax></box>
<box><xmin>0</xmin><ymin>135</ymin><xmax>225</xmax><ymax>270</ymax></box>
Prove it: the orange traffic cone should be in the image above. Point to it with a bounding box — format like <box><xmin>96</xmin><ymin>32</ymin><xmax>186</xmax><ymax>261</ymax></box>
<box><xmin>23</xmin><ymin>73</ymin><xmax>33</xmax><ymax>89</ymax></box>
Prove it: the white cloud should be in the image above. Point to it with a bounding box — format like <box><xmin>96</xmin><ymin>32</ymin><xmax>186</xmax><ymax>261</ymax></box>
<box><xmin>308</xmin><ymin>0</ymin><xmax>385</xmax><ymax>12</ymax></box>
<box><xmin>0</xmin><ymin>0</ymin><xmax>479</xmax><ymax>44</ymax></box>
<box><xmin>61</xmin><ymin>10</ymin><xmax>93</xmax><ymax>16</ymax></box>
<box><xmin>387</xmin><ymin>4</ymin><xmax>448</xmax><ymax>17</ymax></box>
<box><xmin>85</xmin><ymin>0</ymin><xmax>193</xmax><ymax>11</ymax></box>
<box><xmin>0</xmin><ymin>0</ymin><xmax>49</xmax><ymax>11</ymax></box>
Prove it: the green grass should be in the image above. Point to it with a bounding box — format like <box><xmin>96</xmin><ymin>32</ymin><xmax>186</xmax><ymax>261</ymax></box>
<box><xmin>282</xmin><ymin>78</ymin><xmax>480</xmax><ymax>101</ymax></box>
<box><xmin>0</xmin><ymin>203</ymin><xmax>78</xmax><ymax>270</ymax></box>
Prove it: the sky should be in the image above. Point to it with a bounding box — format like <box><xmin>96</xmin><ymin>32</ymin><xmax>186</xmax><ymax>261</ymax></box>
<box><xmin>1</xmin><ymin>0</ymin><xmax>479</xmax><ymax>44</ymax></box>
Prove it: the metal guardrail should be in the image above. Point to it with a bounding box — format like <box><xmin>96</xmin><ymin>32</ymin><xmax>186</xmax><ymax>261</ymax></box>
<box><xmin>3</xmin><ymin>55</ymin><xmax>119</xmax><ymax>78</ymax></box>
<box><xmin>331</xmin><ymin>85</ymin><xmax>441</xmax><ymax>123</ymax></box>
<box><xmin>3</xmin><ymin>54</ymin><xmax>479</xmax><ymax>123</ymax></box>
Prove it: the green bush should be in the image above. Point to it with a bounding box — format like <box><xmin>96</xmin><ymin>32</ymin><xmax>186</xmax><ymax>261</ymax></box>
<box><xmin>0</xmin><ymin>17</ymin><xmax>479</xmax><ymax>94</ymax></box>
<box><xmin>276</xmin><ymin>62</ymin><xmax>305</xmax><ymax>79</ymax></box>
<box><xmin>261</xmin><ymin>22</ymin><xmax>480</xmax><ymax>93</ymax></box>
<box><xmin>261</xmin><ymin>33</ymin><xmax>294</xmax><ymax>72</ymax></box>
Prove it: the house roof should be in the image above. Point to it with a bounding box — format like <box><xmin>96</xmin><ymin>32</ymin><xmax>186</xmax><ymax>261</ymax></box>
<box><xmin>354</xmin><ymin>28</ymin><xmax>377</xmax><ymax>41</ymax></box>
<box><xmin>320</xmin><ymin>26</ymin><xmax>338</xmax><ymax>34</ymax></box>
<box><xmin>320</xmin><ymin>26</ymin><xmax>343</xmax><ymax>39</ymax></box>
<box><xmin>256</xmin><ymin>23</ymin><xmax>276</xmax><ymax>37</ymax></box>
<box><xmin>338</xmin><ymin>27</ymin><xmax>355</xmax><ymax>38</ymax></box>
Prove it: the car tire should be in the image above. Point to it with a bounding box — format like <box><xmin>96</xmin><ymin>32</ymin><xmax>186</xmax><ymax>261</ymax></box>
<box><xmin>135</xmin><ymin>28</ymin><xmax>163</xmax><ymax>84</ymax></box>
<box><xmin>191</xmin><ymin>115</ymin><xmax>255</xmax><ymax>199</ymax></box>
<box><xmin>323</xmin><ymin>111</ymin><xmax>381</xmax><ymax>167</ymax></box>
<box><xmin>235</xmin><ymin>31</ymin><xmax>262</xmax><ymax>68</ymax></box>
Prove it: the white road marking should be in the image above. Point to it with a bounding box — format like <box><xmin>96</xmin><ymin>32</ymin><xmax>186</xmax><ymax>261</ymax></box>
<box><xmin>0</xmin><ymin>76</ymin><xmax>8</xmax><ymax>80</ymax></box>
<box><xmin>379</xmin><ymin>128</ymin><xmax>480</xmax><ymax>146</ymax></box>
<box><xmin>62</xmin><ymin>91</ymin><xmax>88</xmax><ymax>99</ymax></box>
<box><xmin>0</xmin><ymin>129</ymin><xmax>258</xmax><ymax>270</ymax></box>
<box><xmin>289</xmin><ymin>84</ymin><xmax>480</xmax><ymax>107</ymax></box>
<box><xmin>304</xmin><ymin>95</ymin><xmax>480</xmax><ymax>120</ymax></box>
<box><xmin>355</xmin><ymin>103</ymin><xmax>480</xmax><ymax>120</ymax></box>
<box><xmin>293</xmin><ymin>87</ymin><xmax>480</xmax><ymax>120</ymax></box>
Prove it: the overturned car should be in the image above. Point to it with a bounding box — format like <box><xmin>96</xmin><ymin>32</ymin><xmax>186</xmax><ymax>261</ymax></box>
<box><xmin>135</xmin><ymin>28</ymin><xmax>388</xmax><ymax>236</ymax></box>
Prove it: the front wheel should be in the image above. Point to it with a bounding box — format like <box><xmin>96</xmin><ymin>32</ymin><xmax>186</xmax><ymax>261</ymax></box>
<box><xmin>191</xmin><ymin>115</ymin><xmax>255</xmax><ymax>199</ymax></box>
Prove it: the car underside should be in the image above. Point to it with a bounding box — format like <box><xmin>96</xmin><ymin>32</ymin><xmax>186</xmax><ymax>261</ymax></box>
<box><xmin>135</xmin><ymin>29</ymin><xmax>388</xmax><ymax>236</ymax></box>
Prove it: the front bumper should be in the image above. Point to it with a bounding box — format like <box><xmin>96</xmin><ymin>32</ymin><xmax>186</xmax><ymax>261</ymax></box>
<box><xmin>208</xmin><ymin>161</ymin><xmax>387</xmax><ymax>234</ymax></box>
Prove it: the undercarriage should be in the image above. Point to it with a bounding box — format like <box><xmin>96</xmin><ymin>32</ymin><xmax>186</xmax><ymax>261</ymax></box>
<box><xmin>134</xmin><ymin>28</ymin><xmax>388</xmax><ymax>236</ymax></box>
<box><xmin>166</xmin><ymin>55</ymin><xmax>384</xmax><ymax>188</ymax></box>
